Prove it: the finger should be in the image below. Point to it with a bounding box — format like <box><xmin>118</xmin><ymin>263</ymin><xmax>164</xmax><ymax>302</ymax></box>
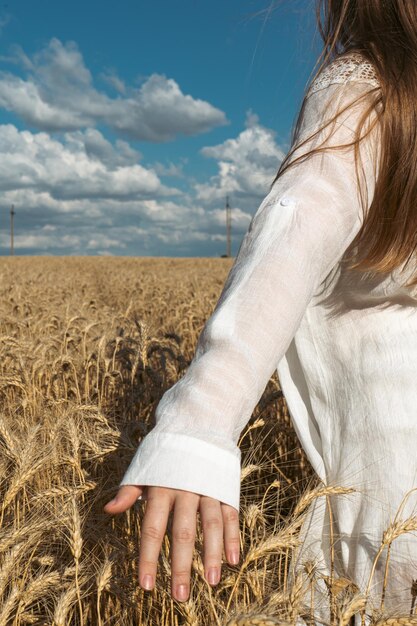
<box><xmin>103</xmin><ymin>485</ymin><xmax>146</xmax><ymax>514</ymax></box>
<box><xmin>138</xmin><ymin>487</ymin><xmax>173</xmax><ymax>592</ymax></box>
<box><xmin>170</xmin><ymin>491</ymin><xmax>200</xmax><ymax>602</ymax></box>
<box><xmin>222</xmin><ymin>504</ymin><xmax>240</xmax><ymax>566</ymax></box>
<box><xmin>199</xmin><ymin>496</ymin><xmax>223</xmax><ymax>586</ymax></box>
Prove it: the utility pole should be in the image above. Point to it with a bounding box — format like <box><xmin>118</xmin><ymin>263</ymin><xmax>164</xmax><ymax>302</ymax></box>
<box><xmin>10</xmin><ymin>204</ymin><xmax>15</xmax><ymax>256</ymax></box>
<box><xmin>226</xmin><ymin>195</ymin><xmax>231</xmax><ymax>258</ymax></box>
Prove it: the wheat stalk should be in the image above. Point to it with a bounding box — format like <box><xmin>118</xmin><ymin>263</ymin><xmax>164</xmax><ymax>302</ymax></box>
<box><xmin>31</xmin><ymin>480</ymin><xmax>97</xmax><ymax>499</ymax></box>
<box><xmin>287</xmin><ymin>571</ymin><xmax>305</xmax><ymax>623</ymax></box>
<box><xmin>292</xmin><ymin>485</ymin><xmax>356</xmax><ymax>519</ymax></box>
<box><xmin>365</xmin><ymin>515</ymin><xmax>417</xmax><ymax>603</ymax></box>
<box><xmin>225</xmin><ymin>528</ymin><xmax>300</xmax><ymax>614</ymax></box>
<box><xmin>0</xmin><ymin>416</ymin><xmax>20</xmax><ymax>461</ymax></box>
<box><xmin>0</xmin><ymin>585</ymin><xmax>21</xmax><ymax>626</ymax></box>
<box><xmin>96</xmin><ymin>556</ymin><xmax>113</xmax><ymax>626</ymax></box>
<box><xmin>52</xmin><ymin>584</ymin><xmax>80</xmax><ymax>626</ymax></box>
<box><xmin>382</xmin><ymin>517</ymin><xmax>417</xmax><ymax>546</ymax></box>
<box><xmin>241</xmin><ymin>464</ymin><xmax>262</xmax><ymax>483</ymax></box>
<box><xmin>225</xmin><ymin>615</ymin><xmax>291</xmax><ymax>626</ymax></box>
<box><xmin>372</xmin><ymin>619</ymin><xmax>417</xmax><ymax>625</ymax></box>
<box><xmin>15</xmin><ymin>572</ymin><xmax>62</xmax><ymax>621</ymax></box>
<box><xmin>0</xmin><ymin>522</ymin><xmax>46</xmax><ymax>555</ymax></box>
<box><xmin>0</xmin><ymin>543</ymin><xmax>25</xmax><ymax>599</ymax></box>
<box><xmin>67</xmin><ymin>496</ymin><xmax>84</xmax><ymax>626</ymax></box>
<box><xmin>244</xmin><ymin>530</ymin><xmax>300</xmax><ymax>564</ymax></box>
<box><xmin>181</xmin><ymin>599</ymin><xmax>201</xmax><ymax>626</ymax></box>
<box><xmin>337</xmin><ymin>593</ymin><xmax>367</xmax><ymax>626</ymax></box>
<box><xmin>1</xmin><ymin>433</ymin><xmax>53</xmax><ymax>512</ymax></box>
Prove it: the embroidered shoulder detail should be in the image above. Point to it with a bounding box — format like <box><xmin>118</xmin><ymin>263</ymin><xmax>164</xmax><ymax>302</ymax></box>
<box><xmin>308</xmin><ymin>51</ymin><xmax>380</xmax><ymax>97</ymax></box>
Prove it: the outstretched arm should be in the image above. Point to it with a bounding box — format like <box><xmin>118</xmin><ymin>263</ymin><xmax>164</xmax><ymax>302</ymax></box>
<box><xmin>105</xmin><ymin>75</ymin><xmax>381</xmax><ymax>603</ymax></box>
<box><xmin>117</xmin><ymin>78</ymin><xmax>379</xmax><ymax>512</ymax></box>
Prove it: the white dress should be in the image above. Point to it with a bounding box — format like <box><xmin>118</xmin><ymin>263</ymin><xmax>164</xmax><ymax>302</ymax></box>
<box><xmin>119</xmin><ymin>52</ymin><xmax>417</xmax><ymax>615</ymax></box>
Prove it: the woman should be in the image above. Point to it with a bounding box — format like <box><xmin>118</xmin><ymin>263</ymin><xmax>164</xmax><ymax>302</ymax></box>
<box><xmin>104</xmin><ymin>0</ymin><xmax>417</xmax><ymax>620</ymax></box>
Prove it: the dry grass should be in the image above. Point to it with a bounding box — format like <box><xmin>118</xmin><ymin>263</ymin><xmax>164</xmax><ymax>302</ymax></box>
<box><xmin>0</xmin><ymin>256</ymin><xmax>415</xmax><ymax>626</ymax></box>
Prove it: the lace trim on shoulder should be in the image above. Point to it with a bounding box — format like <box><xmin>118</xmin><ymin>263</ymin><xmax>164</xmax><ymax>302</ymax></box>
<box><xmin>308</xmin><ymin>51</ymin><xmax>380</xmax><ymax>97</ymax></box>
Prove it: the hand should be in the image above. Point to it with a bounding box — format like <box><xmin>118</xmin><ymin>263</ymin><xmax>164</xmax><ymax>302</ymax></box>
<box><xmin>104</xmin><ymin>485</ymin><xmax>240</xmax><ymax>602</ymax></box>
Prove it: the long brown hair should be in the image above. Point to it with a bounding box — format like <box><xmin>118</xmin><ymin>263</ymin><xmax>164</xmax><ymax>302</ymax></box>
<box><xmin>271</xmin><ymin>0</ymin><xmax>417</xmax><ymax>289</ymax></box>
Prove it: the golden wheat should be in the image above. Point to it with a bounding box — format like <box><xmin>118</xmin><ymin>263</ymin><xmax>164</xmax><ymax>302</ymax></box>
<box><xmin>53</xmin><ymin>583</ymin><xmax>83</xmax><ymax>626</ymax></box>
<box><xmin>225</xmin><ymin>615</ymin><xmax>291</xmax><ymax>626</ymax></box>
<box><xmin>0</xmin><ymin>257</ymin><xmax>414</xmax><ymax>626</ymax></box>
<box><xmin>96</xmin><ymin>556</ymin><xmax>113</xmax><ymax>626</ymax></box>
<box><xmin>373</xmin><ymin>615</ymin><xmax>417</xmax><ymax>626</ymax></box>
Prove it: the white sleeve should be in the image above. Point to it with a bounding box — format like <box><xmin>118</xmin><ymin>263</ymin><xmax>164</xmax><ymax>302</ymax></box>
<box><xmin>119</xmin><ymin>78</ymin><xmax>380</xmax><ymax>512</ymax></box>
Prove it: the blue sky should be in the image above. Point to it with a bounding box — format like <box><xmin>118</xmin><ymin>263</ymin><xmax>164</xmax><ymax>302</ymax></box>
<box><xmin>0</xmin><ymin>0</ymin><xmax>322</xmax><ymax>256</ymax></box>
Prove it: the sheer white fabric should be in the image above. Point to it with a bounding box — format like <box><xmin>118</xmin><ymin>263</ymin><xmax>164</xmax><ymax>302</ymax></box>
<box><xmin>119</xmin><ymin>53</ymin><xmax>417</xmax><ymax>615</ymax></box>
<box><xmin>119</xmin><ymin>52</ymin><xmax>382</xmax><ymax>508</ymax></box>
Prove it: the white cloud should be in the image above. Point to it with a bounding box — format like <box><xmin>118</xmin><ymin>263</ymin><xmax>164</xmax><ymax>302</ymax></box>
<box><xmin>0</xmin><ymin>38</ymin><xmax>228</xmax><ymax>141</ymax></box>
<box><xmin>206</xmin><ymin>206</ymin><xmax>252</xmax><ymax>231</ymax></box>
<box><xmin>196</xmin><ymin>109</ymin><xmax>285</xmax><ymax>206</ymax></box>
<box><xmin>0</xmin><ymin>166</ymin><xmax>253</xmax><ymax>256</ymax></box>
<box><xmin>5</xmin><ymin>232</ymin><xmax>82</xmax><ymax>250</ymax></box>
<box><xmin>0</xmin><ymin>34</ymin><xmax>290</xmax><ymax>258</ymax></box>
<box><xmin>87</xmin><ymin>234</ymin><xmax>125</xmax><ymax>249</ymax></box>
<box><xmin>66</xmin><ymin>129</ymin><xmax>142</xmax><ymax>168</ymax></box>
<box><xmin>152</xmin><ymin>159</ymin><xmax>187</xmax><ymax>178</ymax></box>
<box><xmin>0</xmin><ymin>109</ymin><xmax>289</xmax><ymax>256</ymax></box>
<box><xmin>0</xmin><ymin>124</ymin><xmax>178</xmax><ymax>201</ymax></box>
<box><xmin>100</xmin><ymin>70</ymin><xmax>127</xmax><ymax>95</ymax></box>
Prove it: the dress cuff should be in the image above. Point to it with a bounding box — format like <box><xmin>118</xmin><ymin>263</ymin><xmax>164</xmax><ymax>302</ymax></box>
<box><xmin>119</xmin><ymin>431</ymin><xmax>241</xmax><ymax>512</ymax></box>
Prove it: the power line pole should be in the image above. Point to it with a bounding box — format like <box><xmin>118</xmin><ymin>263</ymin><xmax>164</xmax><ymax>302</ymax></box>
<box><xmin>226</xmin><ymin>195</ymin><xmax>231</xmax><ymax>258</ymax></box>
<box><xmin>10</xmin><ymin>204</ymin><xmax>15</xmax><ymax>256</ymax></box>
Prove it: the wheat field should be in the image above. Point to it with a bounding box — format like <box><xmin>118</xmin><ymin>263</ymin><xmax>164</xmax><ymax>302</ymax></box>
<box><xmin>0</xmin><ymin>256</ymin><xmax>415</xmax><ymax>626</ymax></box>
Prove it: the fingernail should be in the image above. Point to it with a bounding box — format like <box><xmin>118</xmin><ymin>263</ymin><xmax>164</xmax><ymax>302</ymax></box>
<box><xmin>142</xmin><ymin>574</ymin><xmax>153</xmax><ymax>590</ymax></box>
<box><xmin>107</xmin><ymin>498</ymin><xmax>117</xmax><ymax>505</ymax></box>
<box><xmin>208</xmin><ymin>567</ymin><xmax>220</xmax><ymax>584</ymax></box>
<box><xmin>176</xmin><ymin>584</ymin><xmax>188</xmax><ymax>600</ymax></box>
<box><xmin>229</xmin><ymin>551</ymin><xmax>239</xmax><ymax>565</ymax></box>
